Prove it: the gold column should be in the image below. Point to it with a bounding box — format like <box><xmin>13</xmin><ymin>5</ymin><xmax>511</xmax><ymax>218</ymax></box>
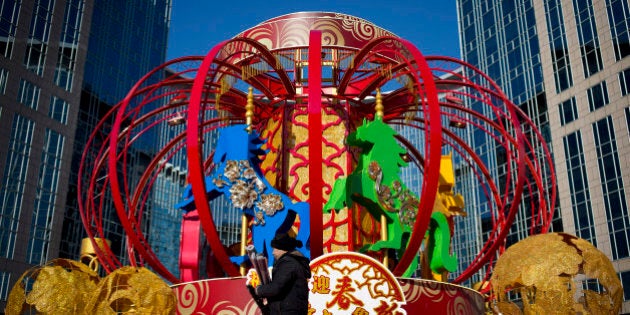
<box><xmin>241</xmin><ymin>86</ymin><xmax>255</xmax><ymax>275</ymax></box>
<box><xmin>375</xmin><ymin>89</ymin><xmax>388</xmax><ymax>266</ymax></box>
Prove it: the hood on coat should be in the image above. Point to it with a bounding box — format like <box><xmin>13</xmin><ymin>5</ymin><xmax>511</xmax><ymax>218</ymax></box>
<box><xmin>287</xmin><ymin>250</ymin><xmax>312</xmax><ymax>278</ymax></box>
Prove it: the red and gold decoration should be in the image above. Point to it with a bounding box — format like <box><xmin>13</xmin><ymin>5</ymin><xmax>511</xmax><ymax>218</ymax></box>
<box><xmin>170</xmin><ymin>252</ymin><xmax>486</xmax><ymax>314</ymax></box>
<box><xmin>309</xmin><ymin>252</ymin><xmax>407</xmax><ymax>314</ymax></box>
<box><xmin>64</xmin><ymin>11</ymin><xmax>563</xmax><ymax>314</ymax></box>
<box><xmin>490</xmin><ymin>233</ymin><xmax>623</xmax><ymax>314</ymax></box>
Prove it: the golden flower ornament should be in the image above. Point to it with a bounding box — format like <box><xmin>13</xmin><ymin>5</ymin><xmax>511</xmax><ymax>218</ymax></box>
<box><xmin>258</xmin><ymin>193</ymin><xmax>284</xmax><ymax>216</ymax></box>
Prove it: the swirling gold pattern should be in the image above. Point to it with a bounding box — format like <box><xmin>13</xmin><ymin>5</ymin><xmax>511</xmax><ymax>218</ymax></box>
<box><xmin>177</xmin><ymin>282</ymin><xmax>212</xmax><ymax>315</ymax></box>
<box><xmin>397</xmin><ymin>278</ymin><xmax>485</xmax><ymax>314</ymax></box>
<box><xmin>312</xmin><ymin>20</ymin><xmax>345</xmax><ymax>46</ymax></box>
<box><xmin>212</xmin><ymin>300</ymin><xmax>259</xmax><ymax>315</ymax></box>
<box><xmin>338</xmin><ymin>14</ymin><xmax>376</xmax><ymax>41</ymax></box>
<box><xmin>172</xmin><ymin>277</ymin><xmax>264</xmax><ymax>314</ymax></box>
<box><xmin>237</xmin><ymin>12</ymin><xmax>397</xmax><ymax>50</ymax></box>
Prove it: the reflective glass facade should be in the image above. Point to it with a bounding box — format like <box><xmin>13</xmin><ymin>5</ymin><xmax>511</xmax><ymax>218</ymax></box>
<box><xmin>24</xmin><ymin>0</ymin><xmax>55</xmax><ymax>76</ymax></box>
<box><xmin>593</xmin><ymin>117</ymin><xmax>629</xmax><ymax>260</ymax></box>
<box><xmin>620</xmin><ymin>67</ymin><xmax>630</xmax><ymax>96</ymax></box>
<box><xmin>606</xmin><ymin>0</ymin><xmax>630</xmax><ymax>61</ymax></box>
<box><xmin>60</xmin><ymin>0</ymin><xmax>172</xmax><ymax>266</ymax></box>
<box><xmin>54</xmin><ymin>0</ymin><xmax>84</xmax><ymax>91</ymax></box>
<box><xmin>563</xmin><ymin>131</ymin><xmax>596</xmax><ymax>245</ymax></box>
<box><xmin>0</xmin><ymin>115</ymin><xmax>34</xmax><ymax>259</ymax></box>
<box><xmin>456</xmin><ymin>0</ymin><xmax>560</xmax><ymax>285</ymax></box>
<box><xmin>0</xmin><ymin>0</ymin><xmax>171</xmax><ymax>308</ymax></box>
<box><xmin>587</xmin><ymin>81</ymin><xmax>609</xmax><ymax>111</ymax></box>
<box><xmin>458</xmin><ymin>0</ymin><xmax>630</xmax><ymax>310</ymax></box>
<box><xmin>27</xmin><ymin>129</ymin><xmax>64</xmax><ymax>265</ymax></box>
<box><xmin>544</xmin><ymin>0</ymin><xmax>573</xmax><ymax>92</ymax></box>
<box><xmin>559</xmin><ymin>97</ymin><xmax>578</xmax><ymax>126</ymax></box>
<box><xmin>573</xmin><ymin>0</ymin><xmax>604</xmax><ymax>77</ymax></box>
<box><xmin>0</xmin><ymin>1</ymin><xmax>21</xmax><ymax>58</ymax></box>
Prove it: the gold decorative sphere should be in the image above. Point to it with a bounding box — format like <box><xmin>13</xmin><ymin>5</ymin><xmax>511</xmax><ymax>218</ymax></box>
<box><xmin>5</xmin><ymin>259</ymin><xmax>99</xmax><ymax>314</ymax></box>
<box><xmin>5</xmin><ymin>260</ymin><xmax>176</xmax><ymax>315</ymax></box>
<box><xmin>490</xmin><ymin>233</ymin><xmax>622</xmax><ymax>314</ymax></box>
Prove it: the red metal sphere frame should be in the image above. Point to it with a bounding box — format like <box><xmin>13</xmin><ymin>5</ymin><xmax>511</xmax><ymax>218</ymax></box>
<box><xmin>78</xmin><ymin>13</ymin><xmax>556</xmax><ymax>285</ymax></box>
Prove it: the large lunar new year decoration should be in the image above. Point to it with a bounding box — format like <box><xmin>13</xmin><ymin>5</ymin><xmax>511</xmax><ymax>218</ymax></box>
<box><xmin>74</xmin><ymin>12</ymin><xmax>556</xmax><ymax>313</ymax></box>
<box><xmin>491</xmin><ymin>233</ymin><xmax>623</xmax><ymax>314</ymax></box>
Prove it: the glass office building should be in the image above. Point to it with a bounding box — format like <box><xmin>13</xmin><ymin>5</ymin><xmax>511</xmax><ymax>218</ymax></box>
<box><xmin>457</xmin><ymin>0</ymin><xmax>630</xmax><ymax>310</ymax></box>
<box><xmin>0</xmin><ymin>0</ymin><xmax>172</xmax><ymax>309</ymax></box>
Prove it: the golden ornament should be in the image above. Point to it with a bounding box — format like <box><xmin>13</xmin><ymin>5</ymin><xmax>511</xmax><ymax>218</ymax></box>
<box><xmin>490</xmin><ymin>233</ymin><xmax>622</xmax><ymax>314</ymax></box>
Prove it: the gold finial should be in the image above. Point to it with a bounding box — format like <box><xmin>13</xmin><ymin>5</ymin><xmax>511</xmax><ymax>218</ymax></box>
<box><xmin>80</xmin><ymin>237</ymin><xmax>111</xmax><ymax>272</ymax></box>
<box><xmin>245</xmin><ymin>86</ymin><xmax>254</xmax><ymax>132</ymax></box>
<box><xmin>375</xmin><ymin>88</ymin><xmax>384</xmax><ymax>120</ymax></box>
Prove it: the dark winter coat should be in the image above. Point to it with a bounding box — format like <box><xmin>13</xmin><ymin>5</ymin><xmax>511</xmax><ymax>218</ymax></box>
<box><xmin>256</xmin><ymin>251</ymin><xmax>311</xmax><ymax>315</ymax></box>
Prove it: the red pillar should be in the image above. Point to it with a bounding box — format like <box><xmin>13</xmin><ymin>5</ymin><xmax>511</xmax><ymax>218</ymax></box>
<box><xmin>308</xmin><ymin>30</ymin><xmax>323</xmax><ymax>259</ymax></box>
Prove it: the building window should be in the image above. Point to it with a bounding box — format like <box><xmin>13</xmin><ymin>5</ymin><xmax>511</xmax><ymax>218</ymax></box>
<box><xmin>563</xmin><ymin>131</ymin><xmax>597</xmax><ymax>245</ymax></box>
<box><xmin>559</xmin><ymin>97</ymin><xmax>578</xmax><ymax>126</ymax></box>
<box><xmin>27</xmin><ymin>129</ymin><xmax>64</xmax><ymax>264</ymax></box>
<box><xmin>0</xmin><ymin>1</ymin><xmax>21</xmax><ymax>58</ymax></box>
<box><xmin>17</xmin><ymin>79</ymin><xmax>41</xmax><ymax>110</ymax></box>
<box><xmin>544</xmin><ymin>0</ymin><xmax>574</xmax><ymax>92</ymax></box>
<box><xmin>626</xmin><ymin>107</ymin><xmax>630</xmax><ymax>139</ymax></box>
<box><xmin>48</xmin><ymin>96</ymin><xmax>68</xmax><ymax>124</ymax></box>
<box><xmin>587</xmin><ymin>81</ymin><xmax>609</xmax><ymax>111</ymax></box>
<box><xmin>593</xmin><ymin>116</ymin><xmax>630</xmax><ymax>260</ymax></box>
<box><xmin>606</xmin><ymin>0</ymin><xmax>630</xmax><ymax>60</ymax></box>
<box><xmin>55</xmin><ymin>0</ymin><xmax>85</xmax><ymax>91</ymax></box>
<box><xmin>0</xmin><ymin>271</ymin><xmax>10</xmax><ymax>301</ymax></box>
<box><xmin>0</xmin><ymin>68</ymin><xmax>8</xmax><ymax>95</ymax></box>
<box><xmin>23</xmin><ymin>0</ymin><xmax>55</xmax><ymax>75</ymax></box>
<box><xmin>620</xmin><ymin>68</ymin><xmax>630</xmax><ymax>96</ymax></box>
<box><xmin>620</xmin><ymin>270</ymin><xmax>630</xmax><ymax>300</ymax></box>
<box><xmin>573</xmin><ymin>0</ymin><xmax>604</xmax><ymax>77</ymax></box>
<box><xmin>0</xmin><ymin>115</ymin><xmax>35</xmax><ymax>259</ymax></box>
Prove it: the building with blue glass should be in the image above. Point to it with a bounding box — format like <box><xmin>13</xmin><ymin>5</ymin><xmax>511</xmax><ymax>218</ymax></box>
<box><xmin>457</xmin><ymin>0</ymin><xmax>630</xmax><ymax>311</ymax></box>
<box><xmin>0</xmin><ymin>0</ymin><xmax>172</xmax><ymax>310</ymax></box>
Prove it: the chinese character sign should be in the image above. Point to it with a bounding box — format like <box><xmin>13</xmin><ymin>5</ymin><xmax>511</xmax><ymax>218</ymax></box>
<box><xmin>308</xmin><ymin>252</ymin><xmax>406</xmax><ymax>315</ymax></box>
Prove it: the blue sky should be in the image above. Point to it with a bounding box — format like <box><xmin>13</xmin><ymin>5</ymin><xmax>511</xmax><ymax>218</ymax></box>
<box><xmin>166</xmin><ymin>0</ymin><xmax>461</xmax><ymax>60</ymax></box>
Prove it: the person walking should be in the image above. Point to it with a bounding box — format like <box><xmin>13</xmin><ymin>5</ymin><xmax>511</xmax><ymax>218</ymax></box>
<box><xmin>256</xmin><ymin>233</ymin><xmax>311</xmax><ymax>315</ymax></box>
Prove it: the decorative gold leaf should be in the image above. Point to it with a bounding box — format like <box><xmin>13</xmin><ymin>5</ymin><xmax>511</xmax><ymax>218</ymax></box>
<box><xmin>494</xmin><ymin>301</ymin><xmax>522</xmax><ymax>315</ymax></box>
<box><xmin>85</xmin><ymin>266</ymin><xmax>176</xmax><ymax>315</ymax></box>
<box><xmin>6</xmin><ymin>259</ymin><xmax>99</xmax><ymax>314</ymax></box>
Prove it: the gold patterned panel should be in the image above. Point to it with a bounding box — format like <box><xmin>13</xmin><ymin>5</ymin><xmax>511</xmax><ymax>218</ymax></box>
<box><xmin>260</xmin><ymin>113</ymin><xmax>283</xmax><ymax>187</ymax></box>
<box><xmin>321</xmin><ymin>110</ymin><xmax>351</xmax><ymax>252</ymax></box>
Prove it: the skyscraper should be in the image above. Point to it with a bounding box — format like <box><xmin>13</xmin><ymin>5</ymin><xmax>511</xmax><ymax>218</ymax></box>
<box><xmin>457</xmin><ymin>0</ymin><xmax>630</xmax><ymax>310</ymax></box>
<box><xmin>0</xmin><ymin>0</ymin><xmax>171</xmax><ymax>309</ymax></box>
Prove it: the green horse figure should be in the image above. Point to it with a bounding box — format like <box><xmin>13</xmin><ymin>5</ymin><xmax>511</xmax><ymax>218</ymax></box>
<box><xmin>323</xmin><ymin>118</ymin><xmax>457</xmax><ymax>277</ymax></box>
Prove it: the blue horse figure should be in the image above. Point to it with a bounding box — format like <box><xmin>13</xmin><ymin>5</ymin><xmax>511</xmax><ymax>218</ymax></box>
<box><xmin>176</xmin><ymin>125</ymin><xmax>310</xmax><ymax>266</ymax></box>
